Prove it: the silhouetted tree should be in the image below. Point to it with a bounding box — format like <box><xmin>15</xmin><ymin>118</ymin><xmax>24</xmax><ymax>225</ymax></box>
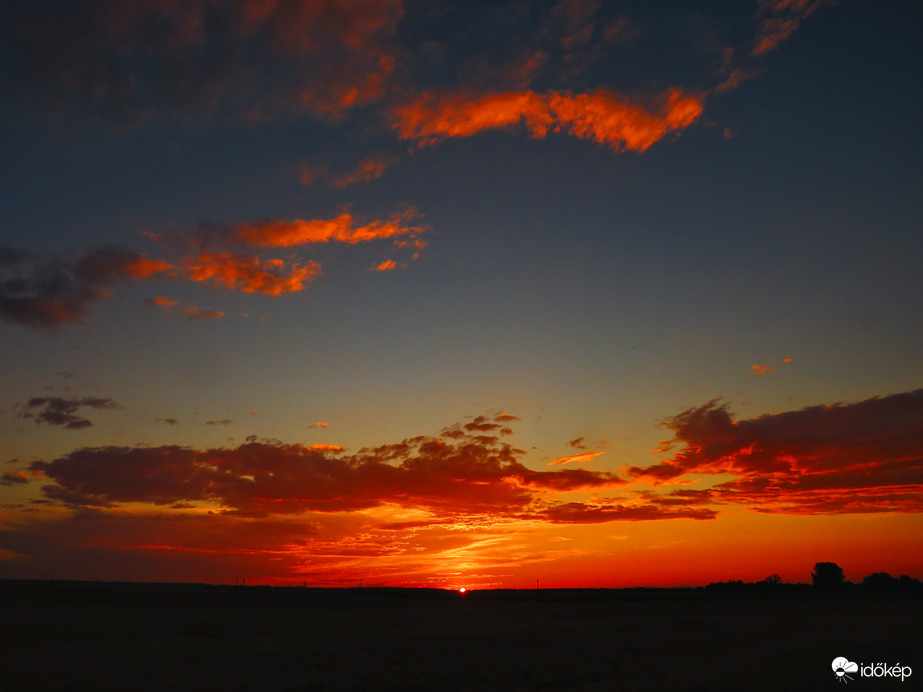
<box><xmin>762</xmin><ymin>574</ymin><xmax>782</xmax><ymax>586</ymax></box>
<box><xmin>898</xmin><ymin>575</ymin><xmax>922</xmax><ymax>589</ymax></box>
<box><xmin>862</xmin><ymin>572</ymin><xmax>896</xmax><ymax>589</ymax></box>
<box><xmin>812</xmin><ymin>562</ymin><xmax>845</xmax><ymax>588</ymax></box>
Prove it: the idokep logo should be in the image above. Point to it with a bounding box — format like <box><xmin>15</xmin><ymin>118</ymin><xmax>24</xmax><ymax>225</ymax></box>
<box><xmin>832</xmin><ymin>658</ymin><xmax>859</xmax><ymax>683</ymax></box>
<box><xmin>832</xmin><ymin>657</ymin><xmax>913</xmax><ymax>683</ymax></box>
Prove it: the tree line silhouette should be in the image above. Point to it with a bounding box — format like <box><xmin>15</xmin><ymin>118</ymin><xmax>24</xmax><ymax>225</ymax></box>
<box><xmin>705</xmin><ymin>562</ymin><xmax>922</xmax><ymax>595</ymax></box>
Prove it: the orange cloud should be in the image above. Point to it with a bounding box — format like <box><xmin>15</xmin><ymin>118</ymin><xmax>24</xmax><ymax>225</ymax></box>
<box><xmin>547</xmin><ymin>450</ymin><xmax>604</xmax><ymax>466</ymax></box>
<box><xmin>307</xmin><ymin>444</ymin><xmax>345</xmax><ymax>453</ymax></box>
<box><xmin>751</xmin><ymin>363</ymin><xmax>774</xmax><ymax>377</ymax></box>
<box><xmin>182</xmin><ymin>253</ymin><xmax>321</xmax><ymax>295</ymax></box>
<box><xmin>232</xmin><ymin>212</ymin><xmax>423</xmax><ymax>249</ymax></box>
<box><xmin>389</xmin><ymin>87</ymin><xmax>704</xmax><ymax>152</ymax></box>
<box><xmin>373</xmin><ymin>259</ymin><xmax>397</xmax><ymax>272</ymax></box>
<box><xmin>145</xmin><ymin>296</ymin><xmax>179</xmax><ymax>310</ymax></box>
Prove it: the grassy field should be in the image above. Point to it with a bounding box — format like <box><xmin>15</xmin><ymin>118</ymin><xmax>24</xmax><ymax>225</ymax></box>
<box><xmin>2</xmin><ymin>582</ymin><xmax>919</xmax><ymax>691</ymax></box>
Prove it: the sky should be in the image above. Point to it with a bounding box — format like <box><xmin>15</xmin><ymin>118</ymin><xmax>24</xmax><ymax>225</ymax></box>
<box><xmin>0</xmin><ymin>0</ymin><xmax>921</xmax><ymax>589</ymax></box>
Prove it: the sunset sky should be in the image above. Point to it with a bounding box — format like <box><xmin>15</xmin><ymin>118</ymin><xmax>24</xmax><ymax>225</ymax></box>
<box><xmin>1</xmin><ymin>0</ymin><xmax>921</xmax><ymax>589</ymax></box>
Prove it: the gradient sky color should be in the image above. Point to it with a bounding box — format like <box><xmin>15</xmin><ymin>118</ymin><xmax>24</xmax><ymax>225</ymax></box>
<box><xmin>1</xmin><ymin>0</ymin><xmax>921</xmax><ymax>589</ymax></box>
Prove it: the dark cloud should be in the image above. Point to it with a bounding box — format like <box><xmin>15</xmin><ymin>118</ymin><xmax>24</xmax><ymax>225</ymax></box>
<box><xmin>0</xmin><ymin>0</ymin><xmax>404</xmax><ymax>130</ymax></box>
<box><xmin>29</xmin><ymin>416</ymin><xmax>624</xmax><ymax>519</ymax></box>
<box><xmin>1</xmin><ymin>471</ymin><xmax>29</xmax><ymax>486</ymax></box>
<box><xmin>566</xmin><ymin>436</ymin><xmax>588</xmax><ymax>449</ymax></box>
<box><xmin>0</xmin><ymin>245</ymin><xmax>168</xmax><ymax>330</ymax></box>
<box><xmin>532</xmin><ymin>500</ymin><xmax>716</xmax><ymax>523</ymax></box>
<box><xmin>19</xmin><ymin>396</ymin><xmax>121</xmax><ymax>430</ymax></box>
<box><xmin>629</xmin><ymin>389</ymin><xmax>923</xmax><ymax>514</ymax></box>
<box><xmin>205</xmin><ymin>419</ymin><xmax>231</xmax><ymax>426</ymax></box>
<box><xmin>0</xmin><ymin>0</ymin><xmax>828</xmax><ymax>155</ymax></box>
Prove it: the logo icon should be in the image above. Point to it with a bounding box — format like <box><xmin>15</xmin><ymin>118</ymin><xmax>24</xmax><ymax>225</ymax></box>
<box><xmin>833</xmin><ymin>657</ymin><xmax>859</xmax><ymax>683</ymax></box>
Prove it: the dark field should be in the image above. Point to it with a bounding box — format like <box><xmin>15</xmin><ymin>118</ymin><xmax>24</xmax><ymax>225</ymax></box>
<box><xmin>2</xmin><ymin>581</ymin><xmax>919</xmax><ymax>691</ymax></box>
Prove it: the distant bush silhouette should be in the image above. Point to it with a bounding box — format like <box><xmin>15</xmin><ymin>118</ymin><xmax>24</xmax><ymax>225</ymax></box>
<box><xmin>861</xmin><ymin>572</ymin><xmax>923</xmax><ymax>593</ymax></box>
<box><xmin>862</xmin><ymin>572</ymin><xmax>896</xmax><ymax>589</ymax></box>
<box><xmin>812</xmin><ymin>562</ymin><xmax>845</xmax><ymax>589</ymax></box>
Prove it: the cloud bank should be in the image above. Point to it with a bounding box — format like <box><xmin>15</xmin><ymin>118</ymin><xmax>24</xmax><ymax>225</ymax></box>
<box><xmin>629</xmin><ymin>390</ymin><xmax>923</xmax><ymax>514</ymax></box>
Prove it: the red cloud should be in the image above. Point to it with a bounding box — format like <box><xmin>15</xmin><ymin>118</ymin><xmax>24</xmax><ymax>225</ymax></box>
<box><xmin>372</xmin><ymin>260</ymin><xmax>398</xmax><ymax>272</ymax></box>
<box><xmin>629</xmin><ymin>390</ymin><xmax>923</xmax><ymax>514</ymax></box>
<box><xmin>182</xmin><ymin>306</ymin><xmax>224</xmax><ymax>321</ymax></box>
<box><xmin>300</xmin><ymin>153</ymin><xmax>400</xmax><ymax>189</ymax></box>
<box><xmin>566</xmin><ymin>436</ymin><xmax>588</xmax><ymax>449</ymax></box>
<box><xmin>752</xmin><ymin>0</ymin><xmax>830</xmax><ymax>57</ymax></box>
<box><xmin>389</xmin><ymin>87</ymin><xmax>703</xmax><ymax>152</ymax></box>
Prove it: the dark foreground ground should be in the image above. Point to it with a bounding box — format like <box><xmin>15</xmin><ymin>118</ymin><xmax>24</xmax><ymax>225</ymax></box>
<box><xmin>1</xmin><ymin>581</ymin><xmax>919</xmax><ymax>691</ymax></box>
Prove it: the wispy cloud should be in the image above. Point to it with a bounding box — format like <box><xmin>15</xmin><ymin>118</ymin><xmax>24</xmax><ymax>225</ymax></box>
<box><xmin>548</xmin><ymin>450</ymin><xmax>605</xmax><ymax>466</ymax></box>
<box><xmin>146</xmin><ymin>297</ymin><xmax>225</xmax><ymax>321</ymax></box>
<box><xmin>299</xmin><ymin>152</ymin><xmax>400</xmax><ymax>189</ymax></box>
<box><xmin>752</xmin><ymin>0</ymin><xmax>832</xmax><ymax>57</ymax></box>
